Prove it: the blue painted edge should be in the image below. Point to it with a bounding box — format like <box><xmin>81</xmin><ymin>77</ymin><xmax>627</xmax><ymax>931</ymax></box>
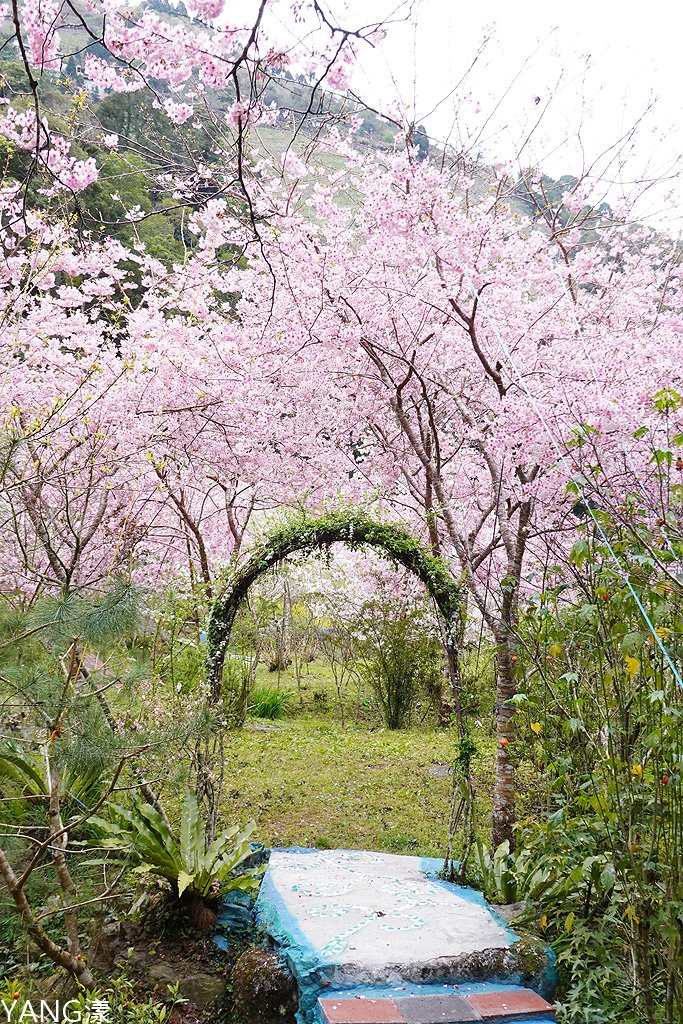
<box><xmin>253</xmin><ymin>848</ymin><xmax>556</xmax><ymax>1023</ymax></box>
<box><xmin>314</xmin><ymin>1013</ymin><xmax>555</xmax><ymax>1024</ymax></box>
<box><xmin>418</xmin><ymin>856</ymin><xmax>518</xmax><ymax>947</ymax></box>
<box><xmin>254</xmin><ymin>849</ymin><xmax>327</xmax><ymax>1022</ymax></box>
<box><xmin>418</xmin><ymin>856</ymin><xmax>556</xmax><ymax>999</ymax></box>
<box><xmin>318</xmin><ymin>981</ymin><xmax>545</xmax><ymax>999</ymax></box>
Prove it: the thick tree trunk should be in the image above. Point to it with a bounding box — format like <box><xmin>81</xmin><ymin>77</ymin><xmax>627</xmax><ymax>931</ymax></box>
<box><xmin>490</xmin><ymin>501</ymin><xmax>531</xmax><ymax>850</ymax></box>
<box><xmin>492</xmin><ymin>636</ymin><xmax>517</xmax><ymax>849</ymax></box>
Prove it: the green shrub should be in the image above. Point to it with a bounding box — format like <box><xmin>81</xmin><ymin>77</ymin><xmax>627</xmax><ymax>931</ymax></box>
<box><xmin>248</xmin><ymin>687</ymin><xmax>292</xmax><ymax>720</ymax></box>
<box><xmin>358</xmin><ymin>602</ymin><xmax>444</xmax><ymax>729</ymax></box>
<box><xmin>0</xmin><ymin>742</ymin><xmax>106</xmax><ymax>824</ymax></box>
<box><xmin>468</xmin><ymin>838</ymin><xmax>566</xmax><ymax>907</ymax></box>
<box><xmin>222</xmin><ymin>657</ymin><xmax>252</xmax><ymax>724</ymax></box>
<box><xmin>32</xmin><ymin>972</ymin><xmax>189</xmax><ymax>1024</ymax></box>
<box><xmin>510</xmin><ymin>492</ymin><xmax>683</xmax><ymax>1024</ymax></box>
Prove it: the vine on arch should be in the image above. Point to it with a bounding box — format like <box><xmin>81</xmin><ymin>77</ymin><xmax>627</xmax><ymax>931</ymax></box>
<box><xmin>202</xmin><ymin>508</ymin><xmax>473</xmax><ymax>870</ymax></box>
<box><xmin>206</xmin><ymin>508</ymin><xmax>463</xmax><ymax>702</ymax></box>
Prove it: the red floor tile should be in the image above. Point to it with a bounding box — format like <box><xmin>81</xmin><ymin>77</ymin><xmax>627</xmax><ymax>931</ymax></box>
<box><xmin>318</xmin><ymin>997</ymin><xmax>407</xmax><ymax>1024</ymax></box>
<box><xmin>465</xmin><ymin>989</ymin><xmax>555</xmax><ymax>1019</ymax></box>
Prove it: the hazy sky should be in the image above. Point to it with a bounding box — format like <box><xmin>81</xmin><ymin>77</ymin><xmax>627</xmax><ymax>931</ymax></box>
<box><xmin>299</xmin><ymin>0</ymin><xmax>683</xmax><ymax>226</ymax></box>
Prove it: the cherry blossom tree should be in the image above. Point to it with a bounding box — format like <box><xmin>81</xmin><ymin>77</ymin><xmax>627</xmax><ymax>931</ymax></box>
<box><xmin>1</xmin><ymin>0</ymin><xmax>390</xmax><ymax>235</ymax></box>
<box><xmin>2</xmin><ymin>0</ymin><xmax>682</xmax><ymax>850</ymax></box>
<box><xmin>214</xmin><ymin>147</ymin><xmax>683</xmax><ymax>844</ymax></box>
<box><xmin>0</xmin><ymin>180</ymin><xmax>358</xmax><ymax>602</ymax></box>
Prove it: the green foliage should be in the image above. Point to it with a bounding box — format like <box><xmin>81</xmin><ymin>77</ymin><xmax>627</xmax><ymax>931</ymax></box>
<box><xmin>468</xmin><ymin>832</ymin><xmax>642</xmax><ymax>1021</ymax></box>
<box><xmin>470</xmin><ymin>840</ymin><xmax>520</xmax><ymax>904</ymax></box>
<box><xmin>513</xmin><ymin>817</ymin><xmax>650</xmax><ymax>1023</ymax></box>
<box><xmin>221</xmin><ymin>657</ymin><xmax>252</xmax><ymax>723</ymax></box>
<box><xmin>96</xmin><ymin>92</ymin><xmax>174</xmax><ymax>152</ymax></box>
<box><xmin>358</xmin><ymin>601</ymin><xmax>444</xmax><ymax>729</ymax></box>
<box><xmin>94</xmin><ymin>790</ymin><xmax>259</xmax><ymax>900</ymax></box>
<box><xmin>207</xmin><ymin>507</ymin><xmax>463</xmax><ymax>698</ymax></box>
<box><xmin>28</xmin><ymin>578</ymin><xmax>140</xmax><ymax>650</ymax></box>
<box><xmin>248</xmin><ymin>687</ymin><xmax>291</xmax><ymax>720</ymax></box>
<box><xmin>57</xmin><ymin>971</ymin><xmax>187</xmax><ymax>1024</ymax></box>
<box><xmin>469</xmin><ymin>839</ymin><xmax>567</xmax><ymax>907</ymax></box>
<box><xmin>0</xmin><ymin>581</ymin><xmax>146</xmax><ymax>821</ymax></box>
<box><xmin>0</xmin><ymin>581</ymin><xmax>210</xmax><ymax>980</ymax></box>
<box><xmin>78</xmin><ymin>149</ymin><xmax>188</xmax><ymax>267</ymax></box>
<box><xmin>511</xmin><ymin>498</ymin><xmax>683</xmax><ymax>1023</ymax></box>
<box><xmin>0</xmin><ymin>741</ymin><xmax>106</xmax><ymax>822</ymax></box>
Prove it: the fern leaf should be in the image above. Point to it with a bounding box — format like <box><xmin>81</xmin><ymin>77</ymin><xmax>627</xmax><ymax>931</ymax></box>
<box><xmin>177</xmin><ymin>869</ymin><xmax>195</xmax><ymax>898</ymax></box>
<box><xmin>180</xmin><ymin>791</ymin><xmax>203</xmax><ymax>875</ymax></box>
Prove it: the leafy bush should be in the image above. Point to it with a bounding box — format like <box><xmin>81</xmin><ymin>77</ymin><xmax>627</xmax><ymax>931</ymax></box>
<box><xmin>469</xmin><ymin>839</ymin><xmax>567</xmax><ymax>907</ymax></box>
<box><xmin>0</xmin><ymin>582</ymin><xmax>172</xmax><ymax>987</ymax></box>
<box><xmin>467</xmin><ymin>830</ymin><xmax>641</xmax><ymax>1022</ymax></box>
<box><xmin>94</xmin><ymin>791</ymin><xmax>259</xmax><ymax>901</ymax></box>
<box><xmin>510</xmin><ymin>494</ymin><xmax>683</xmax><ymax>1024</ymax></box>
<box><xmin>470</xmin><ymin>840</ymin><xmax>520</xmax><ymax>905</ymax></box>
<box><xmin>0</xmin><ymin>742</ymin><xmax>106</xmax><ymax>824</ymax></box>
<box><xmin>222</xmin><ymin>657</ymin><xmax>252</xmax><ymax>724</ymax></box>
<box><xmin>248</xmin><ymin>687</ymin><xmax>292</xmax><ymax>720</ymax></box>
<box><xmin>358</xmin><ymin>602</ymin><xmax>444</xmax><ymax>729</ymax></box>
<box><xmin>19</xmin><ymin>971</ymin><xmax>190</xmax><ymax>1024</ymax></box>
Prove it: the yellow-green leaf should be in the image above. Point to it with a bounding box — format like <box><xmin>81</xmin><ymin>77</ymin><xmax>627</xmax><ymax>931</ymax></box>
<box><xmin>177</xmin><ymin>870</ymin><xmax>195</xmax><ymax>898</ymax></box>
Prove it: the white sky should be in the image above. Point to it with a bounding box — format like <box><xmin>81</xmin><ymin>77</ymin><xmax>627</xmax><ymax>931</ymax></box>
<box><xmin>311</xmin><ymin>0</ymin><xmax>683</xmax><ymax>226</ymax></box>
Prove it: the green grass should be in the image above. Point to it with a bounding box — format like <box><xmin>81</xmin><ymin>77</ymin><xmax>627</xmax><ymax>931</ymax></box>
<box><xmin>248</xmin><ymin>656</ymin><xmax>369</xmax><ymax>718</ymax></box>
<box><xmin>219</xmin><ymin>657</ymin><xmax>497</xmax><ymax>858</ymax></box>
<box><xmin>248</xmin><ymin>686</ymin><xmax>292</xmax><ymax>719</ymax></box>
<box><xmin>218</xmin><ymin>713</ymin><xmax>495</xmax><ymax>858</ymax></box>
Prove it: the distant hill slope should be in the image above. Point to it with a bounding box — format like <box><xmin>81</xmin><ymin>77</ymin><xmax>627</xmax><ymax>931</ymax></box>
<box><xmin>0</xmin><ymin>2</ymin><xmax>610</xmax><ymax>260</ymax></box>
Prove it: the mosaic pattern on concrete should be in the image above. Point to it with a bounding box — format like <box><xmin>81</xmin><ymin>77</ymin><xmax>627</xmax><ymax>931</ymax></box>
<box><xmin>253</xmin><ymin>849</ymin><xmax>555</xmax><ymax>1023</ymax></box>
<box><xmin>257</xmin><ymin>849</ymin><xmax>512</xmax><ymax>970</ymax></box>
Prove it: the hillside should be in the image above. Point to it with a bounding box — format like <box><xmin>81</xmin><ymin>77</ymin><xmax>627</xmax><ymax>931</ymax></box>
<box><xmin>0</xmin><ymin>2</ymin><xmax>608</xmax><ymax>262</ymax></box>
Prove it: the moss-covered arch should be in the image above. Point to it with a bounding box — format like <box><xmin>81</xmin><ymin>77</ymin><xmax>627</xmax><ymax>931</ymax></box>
<box><xmin>206</xmin><ymin>509</ymin><xmax>462</xmax><ymax>700</ymax></box>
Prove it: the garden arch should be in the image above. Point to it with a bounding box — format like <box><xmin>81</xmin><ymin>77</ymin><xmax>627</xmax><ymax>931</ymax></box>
<box><xmin>206</xmin><ymin>510</ymin><xmax>463</xmax><ymax>702</ymax></box>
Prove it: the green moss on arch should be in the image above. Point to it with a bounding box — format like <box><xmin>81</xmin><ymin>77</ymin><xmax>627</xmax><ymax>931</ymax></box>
<box><xmin>206</xmin><ymin>509</ymin><xmax>462</xmax><ymax>700</ymax></box>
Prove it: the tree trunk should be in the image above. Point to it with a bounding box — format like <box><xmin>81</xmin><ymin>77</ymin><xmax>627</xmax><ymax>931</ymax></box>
<box><xmin>271</xmin><ymin>579</ymin><xmax>292</xmax><ymax>672</ymax></box>
<box><xmin>0</xmin><ymin>847</ymin><xmax>96</xmax><ymax>989</ymax></box>
<box><xmin>492</xmin><ymin>637</ymin><xmax>517</xmax><ymax>849</ymax></box>
<box><xmin>47</xmin><ymin>764</ymin><xmax>80</xmax><ymax>956</ymax></box>
<box><xmin>490</xmin><ymin>502</ymin><xmax>531</xmax><ymax>850</ymax></box>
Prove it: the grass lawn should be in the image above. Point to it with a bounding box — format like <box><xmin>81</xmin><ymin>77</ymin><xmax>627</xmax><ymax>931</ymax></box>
<box><xmin>218</xmin><ymin>659</ymin><xmax>496</xmax><ymax>858</ymax></box>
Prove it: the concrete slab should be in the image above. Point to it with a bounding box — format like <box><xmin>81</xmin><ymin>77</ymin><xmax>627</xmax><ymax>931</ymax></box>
<box><xmin>257</xmin><ymin>849</ymin><xmax>511</xmax><ymax>972</ymax></box>
<box><xmin>254</xmin><ymin>850</ymin><xmax>555</xmax><ymax>1022</ymax></box>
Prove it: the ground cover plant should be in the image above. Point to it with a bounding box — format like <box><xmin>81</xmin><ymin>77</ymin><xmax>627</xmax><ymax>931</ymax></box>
<box><xmin>224</xmin><ymin>682</ymin><xmax>495</xmax><ymax>855</ymax></box>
